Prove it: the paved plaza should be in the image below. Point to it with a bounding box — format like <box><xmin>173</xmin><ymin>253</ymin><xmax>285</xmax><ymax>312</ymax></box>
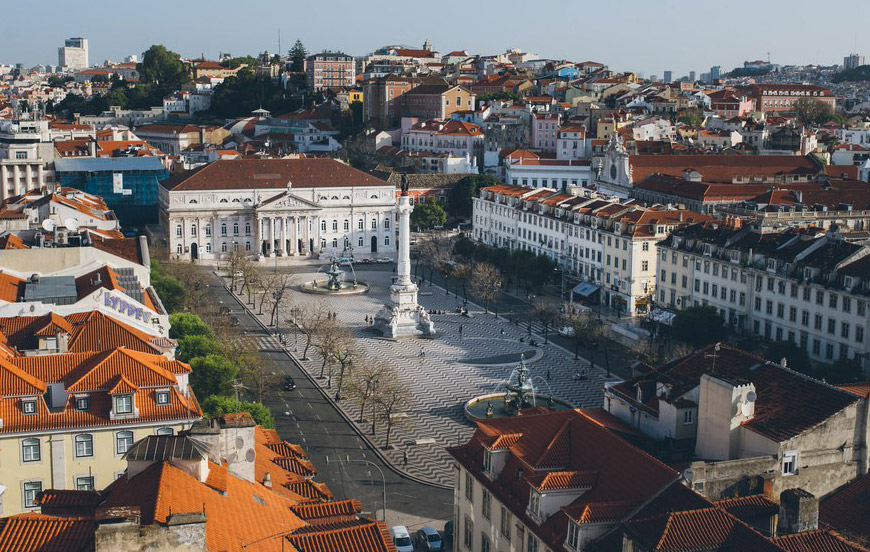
<box><xmin>237</xmin><ymin>263</ymin><xmax>612</xmax><ymax>487</ymax></box>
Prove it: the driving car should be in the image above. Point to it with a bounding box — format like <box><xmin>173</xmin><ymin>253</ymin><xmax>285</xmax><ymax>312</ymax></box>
<box><xmin>389</xmin><ymin>526</ymin><xmax>414</xmax><ymax>552</ymax></box>
<box><xmin>283</xmin><ymin>376</ymin><xmax>296</xmax><ymax>392</ymax></box>
<box><xmin>376</xmin><ymin>257</ymin><xmax>392</xmax><ymax>264</ymax></box>
<box><xmin>558</xmin><ymin>326</ymin><xmax>576</xmax><ymax>337</ymax></box>
<box><xmin>415</xmin><ymin>526</ymin><xmax>443</xmax><ymax>551</ymax></box>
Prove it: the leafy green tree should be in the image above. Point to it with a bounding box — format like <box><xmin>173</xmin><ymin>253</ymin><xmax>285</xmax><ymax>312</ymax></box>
<box><xmin>209</xmin><ymin>72</ymin><xmax>300</xmax><ymax>119</ymax></box>
<box><xmin>765</xmin><ymin>341</ymin><xmax>813</xmax><ymax>376</ymax></box>
<box><xmin>151</xmin><ymin>261</ymin><xmax>187</xmax><ymax>314</ymax></box>
<box><xmin>169</xmin><ymin>312</ymin><xmax>214</xmax><ymax>340</ymax></box>
<box><xmin>90</xmin><ymin>74</ymin><xmax>109</xmax><ymax>84</ymax></box>
<box><xmin>288</xmin><ymin>40</ymin><xmax>308</xmax><ymax>73</ymax></box>
<box><xmin>138</xmin><ymin>45</ymin><xmax>187</xmax><ymax>89</ymax></box>
<box><xmin>410</xmin><ymin>197</ymin><xmax>447</xmax><ymax>230</ymax></box>
<box><xmin>177</xmin><ymin>335</ymin><xmax>223</xmax><ymax>363</ymax></box>
<box><xmin>202</xmin><ymin>395</ymin><xmax>274</xmax><ymax>428</ymax></box>
<box><xmin>672</xmin><ymin>306</ymin><xmax>726</xmax><ymax>348</ymax></box>
<box><xmin>189</xmin><ymin>354</ymin><xmax>239</xmax><ymax>398</ymax></box>
<box><xmin>824</xmin><ymin>358</ymin><xmax>863</xmax><ymax>383</ymax></box>
<box><xmin>794</xmin><ymin>97</ymin><xmax>834</xmax><ymax>127</ymax></box>
<box><xmin>223</xmin><ymin>56</ymin><xmax>258</xmax><ymax>69</ymax></box>
<box><xmin>678</xmin><ymin>108</ymin><xmax>703</xmax><ymax>127</ymax></box>
<box><xmin>448</xmin><ymin>175</ymin><xmax>500</xmax><ymax>218</ymax></box>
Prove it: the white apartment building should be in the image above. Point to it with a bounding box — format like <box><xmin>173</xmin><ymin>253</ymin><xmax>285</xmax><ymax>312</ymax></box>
<box><xmin>0</xmin><ymin>119</ymin><xmax>56</xmax><ymax>198</ymax></box>
<box><xmin>160</xmin><ymin>158</ymin><xmax>397</xmax><ymax>262</ymax></box>
<box><xmin>473</xmin><ymin>184</ymin><xmax>709</xmax><ymax>316</ymax></box>
<box><xmin>58</xmin><ymin>37</ymin><xmax>88</xmax><ymax>69</ymax></box>
<box><xmin>656</xmin><ymin>221</ymin><xmax>870</xmax><ymax>367</ymax></box>
<box><xmin>401</xmin><ymin>119</ymin><xmax>484</xmax><ymax>159</ymax></box>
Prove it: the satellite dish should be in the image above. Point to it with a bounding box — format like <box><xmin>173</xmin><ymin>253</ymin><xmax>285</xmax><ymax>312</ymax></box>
<box><xmin>746</xmin><ymin>391</ymin><xmax>757</xmax><ymax>403</ymax></box>
<box><xmin>64</xmin><ymin>217</ymin><xmax>80</xmax><ymax>232</ymax></box>
<box><xmin>683</xmin><ymin>467</ymin><xmax>695</xmax><ymax>482</ymax></box>
<box><xmin>41</xmin><ymin>219</ymin><xmax>56</xmax><ymax>232</ymax></box>
<box><xmin>741</xmin><ymin>402</ymin><xmax>754</xmax><ymax>417</ymax></box>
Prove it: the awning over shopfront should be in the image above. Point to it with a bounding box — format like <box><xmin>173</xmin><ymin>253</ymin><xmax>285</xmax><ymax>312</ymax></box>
<box><xmin>572</xmin><ymin>282</ymin><xmax>600</xmax><ymax>297</ymax></box>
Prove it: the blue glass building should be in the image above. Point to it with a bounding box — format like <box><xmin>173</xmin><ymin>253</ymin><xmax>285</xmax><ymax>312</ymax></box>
<box><xmin>54</xmin><ymin>157</ymin><xmax>169</xmax><ymax>225</ymax></box>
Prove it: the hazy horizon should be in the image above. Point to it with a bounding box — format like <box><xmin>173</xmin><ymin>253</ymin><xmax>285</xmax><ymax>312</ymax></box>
<box><xmin>4</xmin><ymin>0</ymin><xmax>869</xmax><ymax>77</ymax></box>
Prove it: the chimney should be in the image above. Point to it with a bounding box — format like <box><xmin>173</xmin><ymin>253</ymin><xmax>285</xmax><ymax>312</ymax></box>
<box><xmin>88</xmin><ymin>137</ymin><xmax>96</xmax><ymax>157</ymax></box>
<box><xmin>794</xmin><ymin>190</ymin><xmax>802</xmax><ymax>203</ymax></box>
<box><xmin>778</xmin><ymin>488</ymin><xmax>818</xmax><ymax>535</ymax></box>
<box><xmin>263</xmin><ymin>472</ymin><xmax>272</xmax><ymax>488</ymax></box>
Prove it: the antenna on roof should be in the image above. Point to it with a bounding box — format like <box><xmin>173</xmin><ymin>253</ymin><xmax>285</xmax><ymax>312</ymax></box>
<box><xmin>705</xmin><ymin>342</ymin><xmax>722</xmax><ymax>374</ymax></box>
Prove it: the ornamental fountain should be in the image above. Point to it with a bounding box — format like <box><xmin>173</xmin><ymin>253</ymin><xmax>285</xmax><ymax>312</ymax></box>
<box><xmin>300</xmin><ymin>257</ymin><xmax>369</xmax><ymax>295</ymax></box>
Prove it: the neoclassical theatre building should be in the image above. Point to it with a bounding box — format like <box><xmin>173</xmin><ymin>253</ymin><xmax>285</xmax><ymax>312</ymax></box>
<box><xmin>159</xmin><ymin>158</ymin><xmax>397</xmax><ymax>262</ymax></box>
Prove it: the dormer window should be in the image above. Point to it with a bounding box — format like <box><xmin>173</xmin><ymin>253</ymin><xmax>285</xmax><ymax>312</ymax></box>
<box><xmin>115</xmin><ymin>395</ymin><xmax>133</xmax><ymax>414</ymax></box>
<box><xmin>75</xmin><ymin>396</ymin><xmax>89</xmax><ymax>411</ymax></box>
<box><xmin>566</xmin><ymin>521</ymin><xmax>580</xmax><ymax>550</ymax></box>
<box><xmin>483</xmin><ymin>449</ymin><xmax>493</xmax><ymax>473</ymax></box>
<box><xmin>156</xmin><ymin>389</ymin><xmax>170</xmax><ymax>405</ymax></box>
<box><xmin>22</xmin><ymin>398</ymin><xmax>37</xmax><ymax>415</ymax></box>
<box><xmin>528</xmin><ymin>489</ymin><xmax>542</xmax><ymax>516</ymax></box>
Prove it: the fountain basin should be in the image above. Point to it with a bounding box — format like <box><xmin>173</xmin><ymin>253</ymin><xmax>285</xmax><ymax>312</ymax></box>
<box><xmin>300</xmin><ymin>280</ymin><xmax>370</xmax><ymax>295</ymax></box>
<box><xmin>464</xmin><ymin>393</ymin><xmax>574</xmax><ymax>421</ymax></box>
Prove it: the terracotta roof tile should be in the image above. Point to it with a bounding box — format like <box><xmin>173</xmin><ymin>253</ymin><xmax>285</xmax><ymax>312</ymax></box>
<box><xmin>774</xmin><ymin>529</ymin><xmax>870</xmax><ymax>552</ymax></box>
<box><xmin>820</xmin><ymin>471</ymin><xmax>870</xmax><ymax>541</ymax></box>
<box><xmin>0</xmin><ymin>514</ymin><xmax>95</xmax><ymax>552</ymax></box>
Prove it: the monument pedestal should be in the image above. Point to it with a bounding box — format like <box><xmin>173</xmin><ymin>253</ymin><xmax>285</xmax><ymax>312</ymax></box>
<box><xmin>374</xmin><ymin>282</ymin><xmax>435</xmax><ymax>338</ymax></box>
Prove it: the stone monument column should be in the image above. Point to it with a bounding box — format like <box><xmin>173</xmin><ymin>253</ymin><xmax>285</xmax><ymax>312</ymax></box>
<box><xmin>373</xmin><ymin>175</ymin><xmax>435</xmax><ymax>339</ymax></box>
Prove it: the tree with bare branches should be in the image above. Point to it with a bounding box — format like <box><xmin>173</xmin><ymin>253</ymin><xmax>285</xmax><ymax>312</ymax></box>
<box><xmin>240</xmin><ymin>262</ymin><xmax>260</xmax><ymax>305</ymax></box>
<box><xmin>330</xmin><ymin>328</ymin><xmax>357</xmax><ymax>402</ymax></box>
<box><xmin>268</xmin><ymin>273</ymin><xmax>295</xmax><ymax>328</ymax></box>
<box><xmin>374</xmin><ymin>370</ymin><xmax>411</xmax><ymax>449</ymax></box>
<box><xmin>531</xmin><ymin>301</ymin><xmax>559</xmax><ymax>344</ymax></box>
<box><xmin>471</xmin><ymin>262</ymin><xmax>503</xmax><ymax>315</ymax></box>
<box><xmin>226</xmin><ymin>247</ymin><xmax>248</xmax><ymax>292</ymax></box>
<box><xmin>348</xmin><ymin>361</ymin><xmax>390</xmax><ymax>423</ymax></box>
<box><xmin>296</xmin><ymin>302</ymin><xmax>328</xmax><ymax>360</ymax></box>
<box><xmin>314</xmin><ymin>316</ymin><xmax>340</xmax><ymax>379</ymax></box>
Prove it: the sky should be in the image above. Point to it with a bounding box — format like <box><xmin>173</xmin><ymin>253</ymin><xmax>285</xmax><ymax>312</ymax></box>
<box><xmin>3</xmin><ymin>0</ymin><xmax>869</xmax><ymax>77</ymax></box>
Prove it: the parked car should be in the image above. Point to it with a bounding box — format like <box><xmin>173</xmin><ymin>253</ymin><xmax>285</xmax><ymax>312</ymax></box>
<box><xmin>360</xmin><ymin>258</ymin><xmax>374</xmax><ymax>264</ymax></box>
<box><xmin>390</xmin><ymin>526</ymin><xmax>414</xmax><ymax>552</ymax></box>
<box><xmin>415</xmin><ymin>527</ymin><xmax>443</xmax><ymax>551</ymax></box>
<box><xmin>376</xmin><ymin>257</ymin><xmax>392</xmax><ymax>264</ymax></box>
<box><xmin>283</xmin><ymin>376</ymin><xmax>296</xmax><ymax>392</ymax></box>
<box><xmin>558</xmin><ymin>326</ymin><xmax>576</xmax><ymax>337</ymax></box>
<box><xmin>230</xmin><ymin>316</ymin><xmax>240</xmax><ymax>327</ymax></box>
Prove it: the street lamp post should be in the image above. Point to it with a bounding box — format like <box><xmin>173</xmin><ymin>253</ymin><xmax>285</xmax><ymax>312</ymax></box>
<box><xmin>327</xmin><ymin>456</ymin><xmax>387</xmax><ymax>522</ymax></box>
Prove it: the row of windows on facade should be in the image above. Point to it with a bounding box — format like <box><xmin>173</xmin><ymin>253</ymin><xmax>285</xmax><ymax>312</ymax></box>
<box><xmin>175</xmin><ymin>218</ymin><xmax>391</xmax><ymax>238</ymax></box>
<box><xmin>21</xmin><ymin>426</ymin><xmax>174</xmax><ymax>465</ymax></box>
<box><xmin>21</xmin><ymin>391</ymin><xmax>168</xmax><ymax>416</ymax></box>
<box><xmin>509</xmin><ymin>177</ymin><xmax>588</xmax><ymax>188</ymax></box>
<box><xmin>461</xmin><ymin>470</ymin><xmax>540</xmax><ymax>552</ymax></box>
<box><xmin>662</xmin><ymin>251</ymin><xmax>868</xmax><ymax>316</ymax></box>
<box><xmin>176</xmin><ymin>235</ymin><xmax>392</xmax><ymax>255</ymax></box>
<box><xmin>481</xmin><ymin>207</ymin><xmax>659</xmax><ymax>244</ymax></box>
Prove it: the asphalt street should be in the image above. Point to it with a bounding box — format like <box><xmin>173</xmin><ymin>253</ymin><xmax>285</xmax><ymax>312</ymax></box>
<box><xmin>208</xmin><ymin>271</ymin><xmax>454</xmax><ymax>528</ymax></box>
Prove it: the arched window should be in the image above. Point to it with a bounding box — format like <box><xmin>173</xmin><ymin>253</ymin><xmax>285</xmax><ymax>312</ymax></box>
<box><xmin>332</xmin><ymin>238</ymin><xmax>338</xmax><ymax>248</ymax></box>
<box><xmin>188</xmin><ymin>199</ymin><xmax>198</xmax><ymax>204</ymax></box>
<box><xmin>22</xmin><ymin>438</ymin><xmax>40</xmax><ymax>462</ymax></box>
<box><xmin>320</xmin><ymin>238</ymin><xmax>326</xmax><ymax>249</ymax></box>
<box><xmin>245</xmin><ymin>223</ymin><xmax>251</xmax><ymax>235</ymax></box>
<box><xmin>384</xmin><ymin>236</ymin><xmax>391</xmax><ymax>246</ymax></box>
<box><xmin>156</xmin><ymin>427</ymin><xmax>174</xmax><ymax>436</ymax></box>
<box><xmin>190</xmin><ymin>224</ymin><xmax>197</xmax><ymax>237</ymax></box>
<box><xmin>205</xmin><ymin>242</ymin><xmax>212</xmax><ymax>253</ymax></box>
<box><xmin>331</xmin><ymin>195</ymin><xmax>339</xmax><ymax>200</ymax></box>
<box><xmin>245</xmin><ymin>241</ymin><xmax>251</xmax><ymax>251</ymax></box>
<box><xmin>321</xmin><ymin>220</ymin><xmax>327</xmax><ymax>232</ymax></box>
<box><xmin>221</xmin><ymin>242</ymin><xmax>227</xmax><ymax>252</ymax></box>
<box><xmin>371</xmin><ymin>218</ymin><xmax>377</xmax><ymax>230</ymax></box>
<box><xmin>358</xmin><ymin>219</ymin><xmax>364</xmax><ymax>230</ymax></box>
<box><xmin>331</xmin><ymin>220</ymin><xmax>338</xmax><ymax>232</ymax></box>
<box><xmin>384</xmin><ymin>218</ymin><xmax>391</xmax><ymax>230</ymax></box>
<box><xmin>175</xmin><ymin>224</ymin><xmax>182</xmax><ymax>237</ymax></box>
<box><xmin>220</xmin><ymin>198</ymin><xmax>228</xmax><ymax>203</ymax></box>
<box><xmin>115</xmin><ymin>430</ymin><xmax>134</xmax><ymax>454</ymax></box>
<box><xmin>204</xmin><ymin>224</ymin><xmax>211</xmax><ymax>237</ymax></box>
<box><xmin>233</xmin><ymin>223</ymin><xmax>239</xmax><ymax>235</ymax></box>
<box><xmin>75</xmin><ymin>434</ymin><xmax>93</xmax><ymax>458</ymax></box>
<box><xmin>343</xmin><ymin>219</ymin><xmax>349</xmax><ymax>231</ymax></box>
<box><xmin>342</xmin><ymin>195</ymin><xmax>350</xmax><ymax>200</ymax></box>
<box><xmin>221</xmin><ymin>224</ymin><xmax>227</xmax><ymax>236</ymax></box>
<box><xmin>176</xmin><ymin>244</ymin><xmax>183</xmax><ymax>254</ymax></box>
<box><xmin>232</xmin><ymin>198</ymin><xmax>240</xmax><ymax>203</ymax></box>
<box><xmin>371</xmin><ymin>194</ymin><xmax>378</xmax><ymax>199</ymax></box>
<box><xmin>358</xmin><ymin>236</ymin><xmax>364</xmax><ymax>247</ymax></box>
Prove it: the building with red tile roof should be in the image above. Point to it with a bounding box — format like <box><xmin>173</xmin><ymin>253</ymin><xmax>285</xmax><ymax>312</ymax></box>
<box><xmin>604</xmin><ymin>344</ymin><xmax>868</xmax><ymax>501</ymax></box>
<box><xmin>0</xmin><ymin>417</ymin><xmax>396</xmax><ymax>551</ymax></box>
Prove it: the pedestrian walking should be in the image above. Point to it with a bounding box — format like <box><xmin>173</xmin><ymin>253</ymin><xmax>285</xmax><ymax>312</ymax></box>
<box><xmin>500</xmin><ymin>329</ymin><xmax>505</xmax><ymax>337</ymax></box>
<box><xmin>546</xmin><ymin>369</ymin><xmax>551</xmax><ymax>381</ymax></box>
<box><xmin>419</xmin><ymin>347</ymin><xmax>425</xmax><ymax>358</ymax></box>
<box><xmin>458</xmin><ymin>324</ymin><xmax>463</xmax><ymax>337</ymax></box>
<box><xmin>402</xmin><ymin>450</ymin><xmax>408</xmax><ymax>467</ymax></box>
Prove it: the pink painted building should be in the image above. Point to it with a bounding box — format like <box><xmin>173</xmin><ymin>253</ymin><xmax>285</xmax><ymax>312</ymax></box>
<box><xmin>531</xmin><ymin>112</ymin><xmax>560</xmax><ymax>153</ymax></box>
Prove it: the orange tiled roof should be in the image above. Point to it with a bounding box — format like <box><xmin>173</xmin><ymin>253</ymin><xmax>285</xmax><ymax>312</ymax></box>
<box><xmin>528</xmin><ymin>469</ymin><xmax>598</xmax><ymax>491</ymax></box>
<box><xmin>773</xmin><ymin>529</ymin><xmax>870</xmax><ymax>552</ymax></box>
<box><xmin>0</xmin><ymin>513</ymin><xmax>96</xmax><ymax>552</ymax></box>
<box><xmin>286</xmin><ymin>519</ymin><xmax>396</xmax><ymax>552</ymax></box>
<box><xmin>290</xmin><ymin>499</ymin><xmax>362</xmax><ymax>525</ymax></box>
<box><xmin>0</xmin><ymin>272</ymin><xmax>24</xmax><ymax>301</ymax></box>
<box><xmin>820</xmin><ymin>471</ymin><xmax>870</xmax><ymax>541</ymax></box>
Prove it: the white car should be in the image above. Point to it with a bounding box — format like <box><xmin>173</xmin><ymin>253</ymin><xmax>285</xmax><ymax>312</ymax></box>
<box><xmin>390</xmin><ymin>526</ymin><xmax>414</xmax><ymax>552</ymax></box>
<box><xmin>558</xmin><ymin>326</ymin><xmax>576</xmax><ymax>337</ymax></box>
<box><xmin>376</xmin><ymin>257</ymin><xmax>393</xmax><ymax>264</ymax></box>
